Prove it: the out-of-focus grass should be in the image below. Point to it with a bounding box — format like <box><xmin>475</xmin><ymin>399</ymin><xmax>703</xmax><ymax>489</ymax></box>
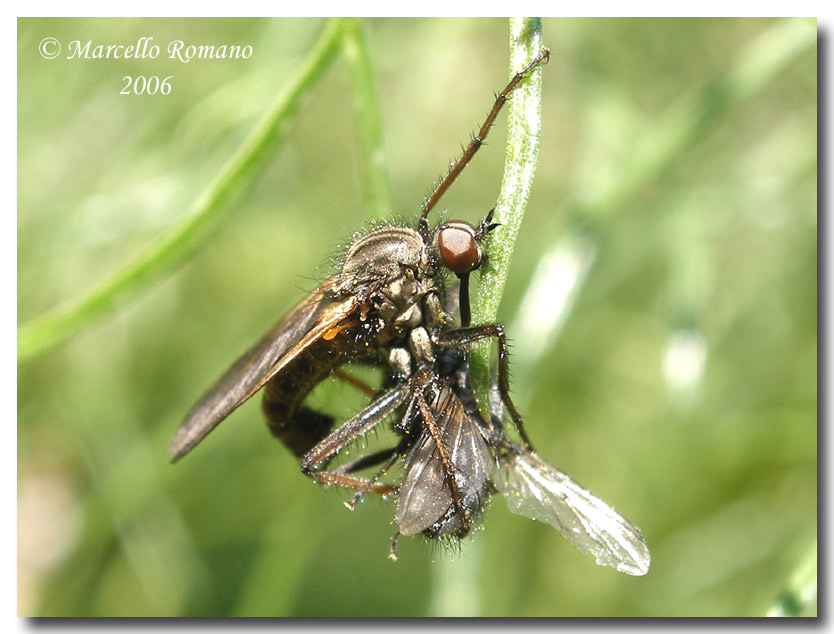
<box><xmin>18</xmin><ymin>18</ymin><xmax>816</xmax><ymax>616</ymax></box>
<box><xmin>766</xmin><ymin>541</ymin><xmax>817</xmax><ymax>616</ymax></box>
<box><xmin>17</xmin><ymin>18</ymin><xmax>347</xmax><ymax>362</ymax></box>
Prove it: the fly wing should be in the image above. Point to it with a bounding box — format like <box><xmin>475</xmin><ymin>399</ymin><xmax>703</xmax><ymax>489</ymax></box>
<box><xmin>396</xmin><ymin>386</ymin><xmax>494</xmax><ymax>537</ymax></box>
<box><xmin>495</xmin><ymin>446</ymin><xmax>651</xmax><ymax>576</ymax></box>
<box><xmin>169</xmin><ymin>280</ymin><xmax>359</xmax><ymax>461</ymax></box>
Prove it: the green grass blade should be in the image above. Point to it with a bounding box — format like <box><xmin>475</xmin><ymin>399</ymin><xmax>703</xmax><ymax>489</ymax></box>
<box><xmin>469</xmin><ymin>17</ymin><xmax>545</xmax><ymax>410</ymax></box>
<box><xmin>342</xmin><ymin>18</ymin><xmax>392</xmax><ymax>218</ymax></box>
<box><xmin>429</xmin><ymin>18</ymin><xmax>545</xmax><ymax>618</ymax></box>
<box><xmin>17</xmin><ymin>17</ymin><xmax>347</xmax><ymax>364</ymax></box>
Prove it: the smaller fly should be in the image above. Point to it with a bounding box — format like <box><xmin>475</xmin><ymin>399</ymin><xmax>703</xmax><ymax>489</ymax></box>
<box><xmin>388</xmin><ymin>349</ymin><xmax>650</xmax><ymax>575</ymax></box>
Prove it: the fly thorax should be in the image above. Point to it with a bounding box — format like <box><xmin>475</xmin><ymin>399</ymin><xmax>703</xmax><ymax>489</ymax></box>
<box><xmin>421</xmin><ymin>291</ymin><xmax>446</xmax><ymax>332</ymax></box>
<box><xmin>378</xmin><ymin>268</ymin><xmax>432</xmax><ymax>331</ymax></box>
<box><xmin>394</xmin><ymin>303</ymin><xmax>423</xmax><ymax>329</ymax></box>
<box><xmin>377</xmin><ymin>280</ymin><xmax>414</xmax><ymax>322</ymax></box>
<box><xmin>342</xmin><ymin>226</ymin><xmax>424</xmax><ymax>282</ymax></box>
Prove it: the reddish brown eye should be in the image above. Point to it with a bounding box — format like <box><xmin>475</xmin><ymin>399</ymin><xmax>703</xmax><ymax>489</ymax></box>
<box><xmin>438</xmin><ymin>221</ymin><xmax>482</xmax><ymax>275</ymax></box>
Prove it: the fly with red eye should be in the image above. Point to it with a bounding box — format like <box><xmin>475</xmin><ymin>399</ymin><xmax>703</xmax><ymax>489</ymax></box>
<box><xmin>436</xmin><ymin>211</ymin><xmax>500</xmax><ymax>328</ymax></box>
<box><xmin>170</xmin><ymin>48</ymin><xmax>550</xmax><ymax>552</ymax></box>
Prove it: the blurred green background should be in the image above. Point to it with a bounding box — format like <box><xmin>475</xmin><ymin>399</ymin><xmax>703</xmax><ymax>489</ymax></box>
<box><xmin>17</xmin><ymin>17</ymin><xmax>816</xmax><ymax>617</ymax></box>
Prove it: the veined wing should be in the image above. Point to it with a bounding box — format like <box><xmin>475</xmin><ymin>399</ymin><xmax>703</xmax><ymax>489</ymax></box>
<box><xmin>495</xmin><ymin>445</ymin><xmax>650</xmax><ymax>576</ymax></box>
<box><xmin>169</xmin><ymin>280</ymin><xmax>358</xmax><ymax>461</ymax></box>
<box><xmin>396</xmin><ymin>385</ymin><xmax>494</xmax><ymax>537</ymax></box>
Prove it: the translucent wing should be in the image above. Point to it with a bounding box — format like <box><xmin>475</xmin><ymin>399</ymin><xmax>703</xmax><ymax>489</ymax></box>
<box><xmin>495</xmin><ymin>446</ymin><xmax>650</xmax><ymax>576</ymax></box>
<box><xmin>169</xmin><ymin>280</ymin><xmax>358</xmax><ymax>461</ymax></box>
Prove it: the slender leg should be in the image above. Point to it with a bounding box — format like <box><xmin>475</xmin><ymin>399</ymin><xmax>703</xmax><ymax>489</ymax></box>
<box><xmin>418</xmin><ymin>47</ymin><xmax>550</xmax><ymax>238</ymax></box>
<box><xmin>311</xmin><ymin>472</ymin><xmax>396</xmax><ymax>496</ymax></box>
<box><xmin>343</xmin><ymin>447</ymin><xmax>405</xmax><ymax>511</ymax></box>
<box><xmin>389</xmin><ymin>531</ymin><xmax>402</xmax><ymax>561</ymax></box>
<box><xmin>334</xmin><ymin>445</ymin><xmax>401</xmax><ymax>476</ymax></box>
<box><xmin>333</xmin><ymin>368</ymin><xmax>378</xmax><ymax>398</ymax></box>
<box><xmin>435</xmin><ymin>324</ymin><xmax>534</xmax><ymax>451</ymax></box>
<box><xmin>415</xmin><ymin>389</ymin><xmax>470</xmax><ymax>534</ymax></box>
<box><xmin>300</xmin><ymin>385</ymin><xmax>409</xmax><ymax>494</ymax></box>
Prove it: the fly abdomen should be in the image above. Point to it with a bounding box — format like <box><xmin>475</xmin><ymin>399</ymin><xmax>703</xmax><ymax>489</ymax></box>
<box><xmin>262</xmin><ymin>321</ymin><xmax>371</xmax><ymax>456</ymax></box>
<box><xmin>263</xmin><ymin>391</ymin><xmax>334</xmax><ymax>457</ymax></box>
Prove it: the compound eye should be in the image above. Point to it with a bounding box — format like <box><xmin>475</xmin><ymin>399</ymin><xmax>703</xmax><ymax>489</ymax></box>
<box><xmin>438</xmin><ymin>221</ymin><xmax>482</xmax><ymax>275</ymax></box>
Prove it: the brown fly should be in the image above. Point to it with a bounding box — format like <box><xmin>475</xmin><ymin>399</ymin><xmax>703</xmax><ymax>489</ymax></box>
<box><xmin>170</xmin><ymin>49</ymin><xmax>549</xmax><ymax>492</ymax></box>
<box><xmin>170</xmin><ymin>47</ymin><xmax>651</xmax><ymax>573</ymax></box>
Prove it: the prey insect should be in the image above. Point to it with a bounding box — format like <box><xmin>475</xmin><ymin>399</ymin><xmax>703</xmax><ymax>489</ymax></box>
<box><xmin>329</xmin><ymin>347</ymin><xmax>649</xmax><ymax>574</ymax></box>
<box><xmin>170</xmin><ymin>49</ymin><xmax>548</xmax><ymax>488</ymax></box>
